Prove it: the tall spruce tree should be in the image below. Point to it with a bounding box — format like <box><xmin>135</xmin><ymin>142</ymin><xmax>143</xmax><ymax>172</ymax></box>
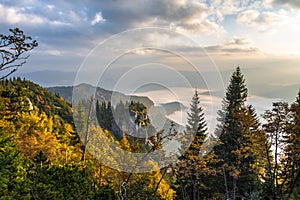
<box><xmin>176</xmin><ymin>90</ymin><xmax>215</xmax><ymax>199</ymax></box>
<box><xmin>215</xmin><ymin>67</ymin><xmax>264</xmax><ymax>198</ymax></box>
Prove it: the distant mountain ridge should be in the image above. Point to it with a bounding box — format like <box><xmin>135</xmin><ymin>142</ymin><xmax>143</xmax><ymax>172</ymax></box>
<box><xmin>47</xmin><ymin>83</ymin><xmax>154</xmax><ymax>108</ymax></box>
<box><xmin>47</xmin><ymin>84</ymin><xmax>185</xmax><ymax>134</ymax></box>
<box><xmin>23</xmin><ymin>69</ymin><xmax>299</xmax><ymax>102</ymax></box>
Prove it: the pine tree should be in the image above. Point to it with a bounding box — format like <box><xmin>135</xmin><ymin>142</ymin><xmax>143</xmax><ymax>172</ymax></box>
<box><xmin>176</xmin><ymin>90</ymin><xmax>214</xmax><ymax>199</ymax></box>
<box><xmin>0</xmin><ymin>134</ymin><xmax>31</xmax><ymax>199</ymax></box>
<box><xmin>187</xmin><ymin>90</ymin><xmax>207</xmax><ymax>136</ymax></box>
<box><xmin>225</xmin><ymin>67</ymin><xmax>247</xmax><ymax>110</ymax></box>
<box><xmin>185</xmin><ymin>89</ymin><xmax>207</xmax><ymax>156</ymax></box>
<box><xmin>215</xmin><ymin>67</ymin><xmax>263</xmax><ymax>198</ymax></box>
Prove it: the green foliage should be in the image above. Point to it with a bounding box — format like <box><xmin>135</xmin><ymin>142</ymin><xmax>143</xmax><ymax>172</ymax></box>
<box><xmin>129</xmin><ymin>101</ymin><xmax>151</xmax><ymax>127</ymax></box>
<box><xmin>29</xmin><ymin>159</ymin><xmax>115</xmax><ymax>200</ymax></box>
<box><xmin>215</xmin><ymin>67</ymin><xmax>265</xmax><ymax>198</ymax></box>
<box><xmin>0</xmin><ymin>134</ymin><xmax>31</xmax><ymax>199</ymax></box>
<box><xmin>96</xmin><ymin>100</ymin><xmax>113</xmax><ymax>131</ymax></box>
<box><xmin>0</xmin><ymin>78</ymin><xmax>74</xmax><ymax>124</ymax></box>
<box><xmin>225</xmin><ymin>66</ymin><xmax>248</xmax><ymax>110</ymax></box>
<box><xmin>0</xmin><ymin>78</ymin><xmax>118</xmax><ymax>199</ymax></box>
<box><xmin>262</xmin><ymin>91</ymin><xmax>300</xmax><ymax>199</ymax></box>
<box><xmin>175</xmin><ymin>90</ymin><xmax>218</xmax><ymax>199</ymax></box>
<box><xmin>186</xmin><ymin>90</ymin><xmax>207</xmax><ymax>134</ymax></box>
<box><xmin>1</xmin><ymin>70</ymin><xmax>300</xmax><ymax>200</ymax></box>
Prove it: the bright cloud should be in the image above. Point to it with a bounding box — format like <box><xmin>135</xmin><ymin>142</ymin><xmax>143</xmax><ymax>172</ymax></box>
<box><xmin>204</xmin><ymin>37</ymin><xmax>262</xmax><ymax>57</ymax></box>
<box><xmin>91</xmin><ymin>12</ymin><xmax>106</xmax><ymax>25</ymax></box>
<box><xmin>107</xmin><ymin>0</ymin><xmax>227</xmax><ymax>35</ymax></box>
<box><xmin>237</xmin><ymin>9</ymin><xmax>288</xmax><ymax>32</ymax></box>
<box><xmin>46</xmin><ymin>4</ymin><xmax>54</xmax><ymax>11</ymax></box>
<box><xmin>0</xmin><ymin>3</ymin><xmax>44</xmax><ymax>25</ymax></box>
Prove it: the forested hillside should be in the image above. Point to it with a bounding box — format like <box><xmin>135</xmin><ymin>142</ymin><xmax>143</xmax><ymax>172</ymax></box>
<box><xmin>0</xmin><ymin>78</ymin><xmax>174</xmax><ymax>199</ymax></box>
<box><xmin>48</xmin><ymin>83</ymin><xmax>184</xmax><ymax>139</ymax></box>
<box><xmin>1</xmin><ymin>67</ymin><xmax>299</xmax><ymax>199</ymax></box>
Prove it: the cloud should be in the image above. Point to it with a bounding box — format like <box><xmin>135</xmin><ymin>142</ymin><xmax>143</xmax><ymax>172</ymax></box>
<box><xmin>208</xmin><ymin>0</ymin><xmax>275</xmax><ymax>22</ymax></box>
<box><xmin>91</xmin><ymin>12</ymin><xmax>106</xmax><ymax>25</ymax></box>
<box><xmin>273</xmin><ymin>0</ymin><xmax>300</xmax><ymax>9</ymax></box>
<box><xmin>0</xmin><ymin>0</ymin><xmax>227</xmax><ymax>49</ymax></box>
<box><xmin>151</xmin><ymin>0</ymin><xmax>226</xmax><ymax>35</ymax></box>
<box><xmin>0</xmin><ymin>3</ymin><xmax>81</xmax><ymax>28</ymax></box>
<box><xmin>209</xmin><ymin>0</ymin><xmax>243</xmax><ymax>16</ymax></box>
<box><xmin>0</xmin><ymin>3</ymin><xmax>44</xmax><ymax>25</ymax></box>
<box><xmin>1</xmin><ymin>0</ymin><xmax>299</xmax><ymax>75</ymax></box>
<box><xmin>204</xmin><ymin>37</ymin><xmax>262</xmax><ymax>56</ymax></box>
<box><xmin>130</xmin><ymin>48</ymin><xmax>157</xmax><ymax>56</ymax></box>
<box><xmin>225</xmin><ymin>37</ymin><xmax>252</xmax><ymax>46</ymax></box>
<box><xmin>73</xmin><ymin>0</ymin><xmax>225</xmax><ymax>35</ymax></box>
<box><xmin>154</xmin><ymin>37</ymin><xmax>262</xmax><ymax>60</ymax></box>
<box><xmin>149</xmin><ymin>0</ymin><xmax>212</xmax><ymax>29</ymax></box>
<box><xmin>237</xmin><ymin>9</ymin><xmax>288</xmax><ymax>32</ymax></box>
<box><xmin>1</xmin><ymin>0</ymin><xmax>296</xmax><ymax>37</ymax></box>
<box><xmin>46</xmin><ymin>4</ymin><xmax>55</xmax><ymax>11</ymax></box>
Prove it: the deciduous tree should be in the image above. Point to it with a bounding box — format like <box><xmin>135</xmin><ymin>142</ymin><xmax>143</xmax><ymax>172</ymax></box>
<box><xmin>0</xmin><ymin>28</ymin><xmax>38</xmax><ymax>79</ymax></box>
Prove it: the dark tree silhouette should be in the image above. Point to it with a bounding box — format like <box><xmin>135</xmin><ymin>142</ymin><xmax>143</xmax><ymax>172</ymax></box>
<box><xmin>215</xmin><ymin>67</ymin><xmax>265</xmax><ymax>198</ymax></box>
<box><xmin>0</xmin><ymin>28</ymin><xmax>38</xmax><ymax>79</ymax></box>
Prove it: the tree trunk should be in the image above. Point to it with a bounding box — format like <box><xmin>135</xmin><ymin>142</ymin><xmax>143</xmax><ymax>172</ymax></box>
<box><xmin>223</xmin><ymin>166</ymin><xmax>230</xmax><ymax>200</ymax></box>
<box><xmin>154</xmin><ymin>168</ymin><xmax>167</xmax><ymax>194</ymax></box>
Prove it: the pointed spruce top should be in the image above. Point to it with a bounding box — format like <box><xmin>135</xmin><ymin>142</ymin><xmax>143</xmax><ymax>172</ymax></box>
<box><xmin>225</xmin><ymin>66</ymin><xmax>248</xmax><ymax>109</ymax></box>
<box><xmin>187</xmin><ymin>89</ymin><xmax>207</xmax><ymax>135</ymax></box>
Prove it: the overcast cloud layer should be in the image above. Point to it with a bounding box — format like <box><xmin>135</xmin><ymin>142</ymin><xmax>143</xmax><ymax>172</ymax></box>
<box><xmin>0</xmin><ymin>0</ymin><xmax>299</xmax><ymax>101</ymax></box>
<box><xmin>1</xmin><ymin>0</ymin><xmax>300</xmax><ymax>54</ymax></box>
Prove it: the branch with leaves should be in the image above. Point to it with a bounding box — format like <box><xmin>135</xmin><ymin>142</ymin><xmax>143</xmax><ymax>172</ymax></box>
<box><xmin>0</xmin><ymin>28</ymin><xmax>38</xmax><ymax>79</ymax></box>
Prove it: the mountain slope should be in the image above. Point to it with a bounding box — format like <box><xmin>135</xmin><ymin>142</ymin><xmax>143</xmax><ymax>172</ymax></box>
<box><xmin>1</xmin><ymin>77</ymin><xmax>73</xmax><ymax>124</ymax></box>
<box><xmin>48</xmin><ymin>84</ymin><xmax>185</xmax><ymax>134</ymax></box>
<box><xmin>0</xmin><ymin>78</ymin><xmax>175</xmax><ymax>199</ymax></box>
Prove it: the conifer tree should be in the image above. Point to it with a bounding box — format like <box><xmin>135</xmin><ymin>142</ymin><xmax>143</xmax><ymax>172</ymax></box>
<box><xmin>215</xmin><ymin>67</ymin><xmax>264</xmax><ymax>198</ymax></box>
<box><xmin>176</xmin><ymin>90</ymin><xmax>213</xmax><ymax>199</ymax></box>
<box><xmin>185</xmin><ymin>89</ymin><xmax>207</xmax><ymax>156</ymax></box>
<box><xmin>0</xmin><ymin>134</ymin><xmax>31</xmax><ymax>199</ymax></box>
<box><xmin>186</xmin><ymin>90</ymin><xmax>207</xmax><ymax>136</ymax></box>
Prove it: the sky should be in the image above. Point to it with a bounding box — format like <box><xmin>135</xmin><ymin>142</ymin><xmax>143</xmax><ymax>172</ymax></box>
<box><xmin>1</xmin><ymin>0</ymin><xmax>299</xmax><ymax>103</ymax></box>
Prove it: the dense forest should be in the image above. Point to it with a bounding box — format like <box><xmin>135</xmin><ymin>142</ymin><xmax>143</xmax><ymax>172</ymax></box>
<box><xmin>0</xmin><ymin>67</ymin><xmax>299</xmax><ymax>199</ymax></box>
